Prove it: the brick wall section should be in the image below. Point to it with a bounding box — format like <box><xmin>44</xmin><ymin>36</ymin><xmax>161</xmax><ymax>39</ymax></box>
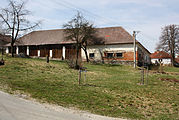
<box><xmin>122</xmin><ymin>51</ymin><xmax>135</xmax><ymax>61</ymax></box>
<box><xmin>103</xmin><ymin>51</ymin><xmax>137</xmax><ymax>61</ymax></box>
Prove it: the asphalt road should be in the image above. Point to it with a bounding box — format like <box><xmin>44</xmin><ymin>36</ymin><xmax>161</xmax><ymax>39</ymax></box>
<box><xmin>0</xmin><ymin>91</ymin><xmax>125</xmax><ymax>120</ymax></box>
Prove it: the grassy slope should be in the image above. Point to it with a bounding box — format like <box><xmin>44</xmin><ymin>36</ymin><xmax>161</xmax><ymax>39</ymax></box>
<box><xmin>163</xmin><ymin>66</ymin><xmax>179</xmax><ymax>73</ymax></box>
<box><xmin>0</xmin><ymin>55</ymin><xmax>178</xmax><ymax>120</ymax></box>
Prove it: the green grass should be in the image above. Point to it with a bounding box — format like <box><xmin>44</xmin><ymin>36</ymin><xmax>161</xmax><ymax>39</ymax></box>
<box><xmin>0</xmin><ymin>55</ymin><xmax>179</xmax><ymax>120</ymax></box>
<box><xmin>163</xmin><ymin>66</ymin><xmax>179</xmax><ymax>73</ymax></box>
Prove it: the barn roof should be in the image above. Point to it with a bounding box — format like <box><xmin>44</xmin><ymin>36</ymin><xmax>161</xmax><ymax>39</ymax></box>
<box><xmin>16</xmin><ymin>26</ymin><xmax>134</xmax><ymax>46</ymax></box>
<box><xmin>95</xmin><ymin>27</ymin><xmax>134</xmax><ymax>44</ymax></box>
<box><xmin>150</xmin><ymin>51</ymin><xmax>171</xmax><ymax>59</ymax></box>
<box><xmin>8</xmin><ymin>26</ymin><xmax>150</xmax><ymax>54</ymax></box>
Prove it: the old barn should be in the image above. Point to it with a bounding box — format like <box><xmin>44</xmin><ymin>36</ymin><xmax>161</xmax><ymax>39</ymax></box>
<box><xmin>4</xmin><ymin>27</ymin><xmax>151</xmax><ymax>66</ymax></box>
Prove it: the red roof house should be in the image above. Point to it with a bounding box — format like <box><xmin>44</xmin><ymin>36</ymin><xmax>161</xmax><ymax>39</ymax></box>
<box><xmin>150</xmin><ymin>51</ymin><xmax>171</xmax><ymax>59</ymax></box>
<box><xmin>150</xmin><ymin>51</ymin><xmax>171</xmax><ymax>64</ymax></box>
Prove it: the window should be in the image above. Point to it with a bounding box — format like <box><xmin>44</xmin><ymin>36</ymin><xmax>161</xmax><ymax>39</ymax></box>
<box><xmin>89</xmin><ymin>53</ymin><xmax>95</xmax><ymax>58</ymax></box>
<box><xmin>107</xmin><ymin>53</ymin><xmax>114</xmax><ymax>58</ymax></box>
<box><xmin>116</xmin><ymin>53</ymin><xmax>123</xmax><ymax>58</ymax></box>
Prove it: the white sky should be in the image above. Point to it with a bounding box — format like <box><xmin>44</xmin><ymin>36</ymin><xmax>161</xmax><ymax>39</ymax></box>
<box><xmin>1</xmin><ymin>0</ymin><xmax>179</xmax><ymax>53</ymax></box>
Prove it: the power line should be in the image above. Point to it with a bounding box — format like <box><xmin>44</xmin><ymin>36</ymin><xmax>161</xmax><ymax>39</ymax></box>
<box><xmin>53</xmin><ymin>0</ymin><xmax>158</xmax><ymax>50</ymax></box>
<box><xmin>53</xmin><ymin>0</ymin><xmax>137</xmax><ymax>32</ymax></box>
<box><xmin>54</xmin><ymin>0</ymin><xmax>121</xmax><ymax>26</ymax></box>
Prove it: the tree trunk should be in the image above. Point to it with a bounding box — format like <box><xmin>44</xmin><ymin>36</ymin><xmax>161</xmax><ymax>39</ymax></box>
<box><xmin>84</xmin><ymin>49</ymin><xmax>89</xmax><ymax>62</ymax></box>
<box><xmin>82</xmin><ymin>46</ymin><xmax>89</xmax><ymax>62</ymax></box>
<box><xmin>75</xmin><ymin>45</ymin><xmax>80</xmax><ymax>69</ymax></box>
<box><xmin>171</xmin><ymin>39</ymin><xmax>175</xmax><ymax>67</ymax></box>
<box><xmin>11</xmin><ymin>44</ymin><xmax>14</xmax><ymax>57</ymax></box>
<box><xmin>171</xmin><ymin>52</ymin><xmax>175</xmax><ymax>66</ymax></box>
<box><xmin>99</xmin><ymin>49</ymin><xmax>104</xmax><ymax>64</ymax></box>
<box><xmin>169</xmin><ymin>42</ymin><xmax>175</xmax><ymax>66</ymax></box>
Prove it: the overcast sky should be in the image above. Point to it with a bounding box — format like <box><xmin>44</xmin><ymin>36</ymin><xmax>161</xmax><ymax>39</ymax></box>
<box><xmin>1</xmin><ymin>0</ymin><xmax>179</xmax><ymax>53</ymax></box>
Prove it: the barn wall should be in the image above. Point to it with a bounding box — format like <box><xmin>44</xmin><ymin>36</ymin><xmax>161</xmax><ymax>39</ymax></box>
<box><xmin>51</xmin><ymin>45</ymin><xmax>62</xmax><ymax>59</ymax></box>
<box><xmin>137</xmin><ymin>44</ymin><xmax>151</xmax><ymax>66</ymax></box>
<box><xmin>29</xmin><ymin>46</ymin><xmax>38</xmax><ymax>56</ymax></box>
<box><xmin>81</xmin><ymin>43</ymin><xmax>150</xmax><ymax>65</ymax></box>
<box><xmin>18</xmin><ymin>46</ymin><xmax>27</xmax><ymax>55</ymax></box>
<box><xmin>65</xmin><ymin>45</ymin><xmax>81</xmax><ymax>60</ymax></box>
<box><xmin>8</xmin><ymin>46</ymin><xmax>16</xmax><ymax>54</ymax></box>
<box><xmin>28</xmin><ymin>45</ymin><xmax>63</xmax><ymax>59</ymax></box>
<box><xmin>14</xmin><ymin>43</ymin><xmax>150</xmax><ymax>66</ymax></box>
<box><xmin>81</xmin><ymin>44</ymin><xmax>134</xmax><ymax>61</ymax></box>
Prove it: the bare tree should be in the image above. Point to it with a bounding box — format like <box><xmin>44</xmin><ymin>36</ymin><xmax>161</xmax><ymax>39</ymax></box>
<box><xmin>0</xmin><ymin>0</ymin><xmax>40</xmax><ymax>57</ymax></box>
<box><xmin>81</xmin><ymin>24</ymin><xmax>96</xmax><ymax>62</ymax></box>
<box><xmin>82</xmin><ymin>31</ymin><xmax>105</xmax><ymax>63</ymax></box>
<box><xmin>156</xmin><ymin>24</ymin><xmax>179</xmax><ymax>66</ymax></box>
<box><xmin>63</xmin><ymin>12</ymin><xmax>96</xmax><ymax>68</ymax></box>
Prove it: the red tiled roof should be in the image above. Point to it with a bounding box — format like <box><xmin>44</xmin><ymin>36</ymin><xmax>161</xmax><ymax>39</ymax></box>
<box><xmin>150</xmin><ymin>51</ymin><xmax>171</xmax><ymax>59</ymax></box>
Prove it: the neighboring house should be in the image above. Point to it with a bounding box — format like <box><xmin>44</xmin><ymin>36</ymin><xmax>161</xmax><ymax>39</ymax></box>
<box><xmin>0</xmin><ymin>34</ymin><xmax>11</xmax><ymax>47</ymax></box>
<box><xmin>0</xmin><ymin>34</ymin><xmax>11</xmax><ymax>53</ymax></box>
<box><xmin>150</xmin><ymin>51</ymin><xmax>171</xmax><ymax>65</ymax></box>
<box><xmin>3</xmin><ymin>27</ymin><xmax>151</xmax><ymax>66</ymax></box>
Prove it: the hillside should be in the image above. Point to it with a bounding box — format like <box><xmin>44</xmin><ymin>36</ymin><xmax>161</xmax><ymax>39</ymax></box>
<box><xmin>0</xmin><ymin>55</ymin><xmax>178</xmax><ymax>120</ymax></box>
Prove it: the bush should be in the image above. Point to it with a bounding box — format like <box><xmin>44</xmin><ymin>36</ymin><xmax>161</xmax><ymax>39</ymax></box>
<box><xmin>66</xmin><ymin>58</ymin><xmax>82</xmax><ymax>70</ymax></box>
<box><xmin>16</xmin><ymin>53</ymin><xmax>30</xmax><ymax>58</ymax></box>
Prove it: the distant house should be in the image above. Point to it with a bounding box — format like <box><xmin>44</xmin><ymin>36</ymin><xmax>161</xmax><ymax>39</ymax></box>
<box><xmin>0</xmin><ymin>34</ymin><xmax>11</xmax><ymax>47</ymax></box>
<box><xmin>0</xmin><ymin>34</ymin><xmax>11</xmax><ymax>53</ymax></box>
<box><xmin>150</xmin><ymin>51</ymin><xmax>171</xmax><ymax>65</ymax></box>
<box><xmin>3</xmin><ymin>27</ymin><xmax>151</xmax><ymax>66</ymax></box>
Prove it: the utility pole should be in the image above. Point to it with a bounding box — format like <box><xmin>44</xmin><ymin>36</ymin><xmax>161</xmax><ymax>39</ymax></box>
<box><xmin>133</xmin><ymin>31</ymin><xmax>136</xmax><ymax>68</ymax></box>
<box><xmin>133</xmin><ymin>31</ymin><xmax>140</xmax><ymax>68</ymax></box>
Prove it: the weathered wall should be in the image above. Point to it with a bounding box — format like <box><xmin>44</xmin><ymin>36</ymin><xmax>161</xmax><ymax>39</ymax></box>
<box><xmin>81</xmin><ymin>43</ymin><xmax>151</xmax><ymax>65</ymax></box>
<box><xmin>65</xmin><ymin>45</ymin><xmax>81</xmax><ymax>60</ymax></box>
<box><xmin>137</xmin><ymin>44</ymin><xmax>151</xmax><ymax>66</ymax></box>
<box><xmin>81</xmin><ymin>44</ymin><xmax>134</xmax><ymax>62</ymax></box>
<box><xmin>8</xmin><ymin>46</ymin><xmax>16</xmax><ymax>54</ymax></box>
<box><xmin>9</xmin><ymin>42</ymin><xmax>151</xmax><ymax>66</ymax></box>
<box><xmin>19</xmin><ymin>46</ymin><xmax>27</xmax><ymax>55</ymax></box>
<box><xmin>29</xmin><ymin>46</ymin><xmax>38</xmax><ymax>56</ymax></box>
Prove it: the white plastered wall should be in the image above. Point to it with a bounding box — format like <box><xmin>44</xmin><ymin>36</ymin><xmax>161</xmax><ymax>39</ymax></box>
<box><xmin>81</xmin><ymin>44</ymin><xmax>134</xmax><ymax>61</ymax></box>
<box><xmin>151</xmin><ymin>58</ymin><xmax>171</xmax><ymax>64</ymax></box>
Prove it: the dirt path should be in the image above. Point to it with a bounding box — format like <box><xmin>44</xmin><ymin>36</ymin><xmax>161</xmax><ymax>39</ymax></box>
<box><xmin>0</xmin><ymin>91</ymin><xmax>126</xmax><ymax>120</ymax></box>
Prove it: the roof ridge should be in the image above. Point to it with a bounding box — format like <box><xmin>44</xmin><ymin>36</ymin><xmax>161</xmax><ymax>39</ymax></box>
<box><xmin>32</xmin><ymin>26</ymin><xmax>125</xmax><ymax>32</ymax></box>
<box><xmin>33</xmin><ymin>29</ymin><xmax>65</xmax><ymax>32</ymax></box>
<box><xmin>96</xmin><ymin>26</ymin><xmax>123</xmax><ymax>29</ymax></box>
